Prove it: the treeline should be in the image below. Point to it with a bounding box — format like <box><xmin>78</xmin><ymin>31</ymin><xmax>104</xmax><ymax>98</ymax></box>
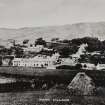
<box><xmin>0</xmin><ymin>36</ymin><xmax>105</xmax><ymax>58</ymax></box>
<box><xmin>50</xmin><ymin>37</ymin><xmax>105</xmax><ymax>57</ymax></box>
<box><xmin>71</xmin><ymin>37</ymin><xmax>104</xmax><ymax>52</ymax></box>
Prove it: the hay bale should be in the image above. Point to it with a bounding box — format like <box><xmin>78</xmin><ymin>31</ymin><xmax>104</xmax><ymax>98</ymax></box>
<box><xmin>68</xmin><ymin>72</ymin><xmax>95</xmax><ymax>95</ymax></box>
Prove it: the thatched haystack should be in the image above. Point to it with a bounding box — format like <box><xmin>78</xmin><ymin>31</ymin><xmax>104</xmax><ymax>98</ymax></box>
<box><xmin>68</xmin><ymin>72</ymin><xmax>95</xmax><ymax>95</ymax></box>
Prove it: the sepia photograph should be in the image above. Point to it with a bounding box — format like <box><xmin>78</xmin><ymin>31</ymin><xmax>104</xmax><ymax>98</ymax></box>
<box><xmin>0</xmin><ymin>0</ymin><xmax>105</xmax><ymax>105</ymax></box>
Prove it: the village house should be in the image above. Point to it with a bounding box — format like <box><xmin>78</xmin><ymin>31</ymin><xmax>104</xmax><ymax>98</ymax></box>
<box><xmin>96</xmin><ymin>63</ymin><xmax>105</xmax><ymax>70</ymax></box>
<box><xmin>23</xmin><ymin>44</ymin><xmax>44</xmax><ymax>52</ymax></box>
<box><xmin>2</xmin><ymin>55</ymin><xmax>14</xmax><ymax>66</ymax></box>
<box><xmin>81</xmin><ymin>63</ymin><xmax>96</xmax><ymax>70</ymax></box>
<box><xmin>90</xmin><ymin>51</ymin><xmax>101</xmax><ymax>56</ymax></box>
<box><xmin>61</xmin><ymin>58</ymin><xmax>77</xmax><ymax>66</ymax></box>
<box><xmin>12</xmin><ymin>53</ymin><xmax>60</xmax><ymax>69</ymax></box>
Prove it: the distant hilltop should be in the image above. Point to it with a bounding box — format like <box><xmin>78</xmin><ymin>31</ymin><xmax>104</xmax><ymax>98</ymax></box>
<box><xmin>0</xmin><ymin>21</ymin><xmax>105</xmax><ymax>42</ymax></box>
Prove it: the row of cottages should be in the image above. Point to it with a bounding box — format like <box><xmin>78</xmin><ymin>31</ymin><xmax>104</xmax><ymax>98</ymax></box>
<box><xmin>12</xmin><ymin>53</ymin><xmax>60</xmax><ymax>69</ymax></box>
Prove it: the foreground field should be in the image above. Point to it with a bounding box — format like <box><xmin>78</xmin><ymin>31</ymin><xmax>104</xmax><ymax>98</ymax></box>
<box><xmin>0</xmin><ymin>67</ymin><xmax>105</xmax><ymax>87</ymax></box>
<box><xmin>0</xmin><ymin>88</ymin><xmax>105</xmax><ymax>105</ymax></box>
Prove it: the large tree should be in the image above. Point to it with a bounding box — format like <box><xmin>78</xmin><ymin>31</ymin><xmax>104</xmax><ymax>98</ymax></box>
<box><xmin>23</xmin><ymin>39</ymin><xmax>29</xmax><ymax>44</ymax></box>
<box><xmin>35</xmin><ymin>37</ymin><xmax>46</xmax><ymax>47</ymax></box>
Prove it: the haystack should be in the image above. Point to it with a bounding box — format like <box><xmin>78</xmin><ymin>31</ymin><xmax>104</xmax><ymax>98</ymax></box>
<box><xmin>68</xmin><ymin>72</ymin><xmax>95</xmax><ymax>95</ymax></box>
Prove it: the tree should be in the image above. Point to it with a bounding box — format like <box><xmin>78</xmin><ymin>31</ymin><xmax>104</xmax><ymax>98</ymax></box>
<box><xmin>59</xmin><ymin>47</ymin><xmax>70</xmax><ymax>58</ymax></box>
<box><xmin>75</xmin><ymin>63</ymin><xmax>82</xmax><ymax>69</ymax></box>
<box><xmin>23</xmin><ymin>39</ymin><xmax>29</xmax><ymax>44</ymax></box>
<box><xmin>62</xmin><ymin>39</ymin><xmax>70</xmax><ymax>43</ymax></box>
<box><xmin>35</xmin><ymin>38</ymin><xmax>46</xmax><ymax>47</ymax></box>
<box><xmin>14</xmin><ymin>47</ymin><xmax>24</xmax><ymax>58</ymax></box>
<box><xmin>90</xmin><ymin>55</ymin><xmax>99</xmax><ymax>65</ymax></box>
<box><xmin>51</xmin><ymin>38</ymin><xmax>59</xmax><ymax>42</ymax></box>
<box><xmin>71</xmin><ymin>37</ymin><xmax>101</xmax><ymax>52</ymax></box>
<box><xmin>0</xmin><ymin>56</ymin><xmax>2</xmax><ymax>66</ymax></box>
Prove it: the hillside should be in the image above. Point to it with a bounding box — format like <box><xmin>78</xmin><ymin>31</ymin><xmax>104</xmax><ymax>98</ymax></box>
<box><xmin>0</xmin><ymin>22</ymin><xmax>105</xmax><ymax>43</ymax></box>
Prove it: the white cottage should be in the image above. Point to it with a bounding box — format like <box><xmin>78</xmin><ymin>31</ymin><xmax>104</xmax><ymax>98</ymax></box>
<box><xmin>12</xmin><ymin>53</ymin><xmax>60</xmax><ymax>69</ymax></box>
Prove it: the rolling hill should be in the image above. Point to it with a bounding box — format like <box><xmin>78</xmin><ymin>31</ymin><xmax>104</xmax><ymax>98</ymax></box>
<box><xmin>0</xmin><ymin>22</ymin><xmax>105</xmax><ymax>44</ymax></box>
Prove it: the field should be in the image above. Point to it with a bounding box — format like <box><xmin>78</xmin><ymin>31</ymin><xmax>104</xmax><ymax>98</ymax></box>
<box><xmin>0</xmin><ymin>67</ymin><xmax>105</xmax><ymax>87</ymax></box>
<box><xmin>0</xmin><ymin>89</ymin><xmax>105</xmax><ymax>105</ymax></box>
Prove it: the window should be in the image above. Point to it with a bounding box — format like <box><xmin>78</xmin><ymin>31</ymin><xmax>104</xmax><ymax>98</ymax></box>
<box><xmin>84</xmin><ymin>64</ymin><xmax>87</xmax><ymax>68</ymax></box>
<box><xmin>34</xmin><ymin>64</ymin><xmax>35</xmax><ymax>67</ymax></box>
<box><xmin>41</xmin><ymin>64</ymin><xmax>43</xmax><ymax>68</ymax></box>
<box><xmin>30</xmin><ymin>44</ymin><xmax>33</xmax><ymax>47</ymax></box>
<box><xmin>45</xmin><ymin>63</ymin><xmax>48</xmax><ymax>66</ymax></box>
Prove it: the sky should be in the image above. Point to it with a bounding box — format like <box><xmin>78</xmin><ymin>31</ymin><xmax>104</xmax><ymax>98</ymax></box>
<box><xmin>0</xmin><ymin>0</ymin><xmax>105</xmax><ymax>28</ymax></box>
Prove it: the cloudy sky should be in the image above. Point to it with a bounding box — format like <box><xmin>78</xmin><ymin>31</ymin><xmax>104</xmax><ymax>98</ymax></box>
<box><xmin>0</xmin><ymin>0</ymin><xmax>105</xmax><ymax>28</ymax></box>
